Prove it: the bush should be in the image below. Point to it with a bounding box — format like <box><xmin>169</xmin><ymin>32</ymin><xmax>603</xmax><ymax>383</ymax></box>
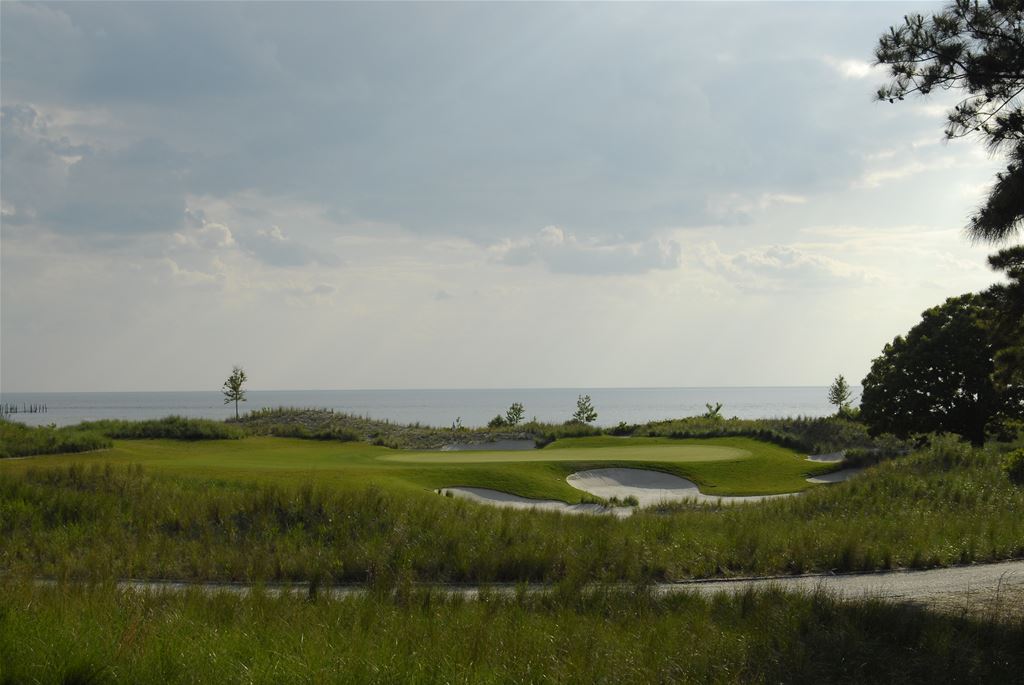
<box><xmin>0</xmin><ymin>420</ymin><xmax>112</xmax><ymax>458</ymax></box>
<box><xmin>79</xmin><ymin>416</ymin><xmax>245</xmax><ymax>441</ymax></box>
<box><xmin>267</xmin><ymin>424</ymin><xmax>359</xmax><ymax>442</ymax></box>
<box><xmin>487</xmin><ymin>415</ymin><xmax>508</xmax><ymax>429</ymax></box>
<box><xmin>1003</xmin><ymin>448</ymin><xmax>1024</xmax><ymax>485</ymax></box>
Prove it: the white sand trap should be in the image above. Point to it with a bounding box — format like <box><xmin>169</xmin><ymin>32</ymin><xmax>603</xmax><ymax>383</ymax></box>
<box><xmin>566</xmin><ymin>468</ymin><xmax>794</xmax><ymax>507</ymax></box>
<box><xmin>806</xmin><ymin>467</ymin><xmax>864</xmax><ymax>484</ymax></box>
<box><xmin>441</xmin><ymin>440</ymin><xmax>535</xmax><ymax>452</ymax></box>
<box><xmin>806</xmin><ymin>451</ymin><xmax>847</xmax><ymax>463</ymax></box>
<box><xmin>438</xmin><ymin>487</ymin><xmax>616</xmax><ymax>516</ymax></box>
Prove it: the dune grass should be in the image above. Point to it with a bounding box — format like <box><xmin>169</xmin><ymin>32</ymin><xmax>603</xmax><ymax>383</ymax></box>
<box><xmin>0</xmin><ymin>581</ymin><xmax>1020</xmax><ymax>684</ymax></box>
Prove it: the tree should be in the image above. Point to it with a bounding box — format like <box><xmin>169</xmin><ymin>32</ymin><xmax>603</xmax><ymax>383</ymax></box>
<box><xmin>702</xmin><ymin>402</ymin><xmax>724</xmax><ymax>419</ymax></box>
<box><xmin>827</xmin><ymin>375</ymin><xmax>853</xmax><ymax>414</ymax></box>
<box><xmin>874</xmin><ymin>0</ymin><xmax>1024</xmax><ymax>242</ymax></box>
<box><xmin>572</xmin><ymin>394</ymin><xmax>598</xmax><ymax>424</ymax></box>
<box><xmin>222</xmin><ymin>366</ymin><xmax>248</xmax><ymax>419</ymax></box>
<box><xmin>860</xmin><ymin>293</ymin><xmax>1022</xmax><ymax>445</ymax></box>
<box><xmin>985</xmin><ymin>245</ymin><xmax>1024</xmax><ymax>388</ymax></box>
<box><xmin>505</xmin><ymin>402</ymin><xmax>525</xmax><ymax>426</ymax></box>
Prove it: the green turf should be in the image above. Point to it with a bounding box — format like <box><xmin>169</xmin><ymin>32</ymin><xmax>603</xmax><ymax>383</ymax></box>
<box><xmin>0</xmin><ymin>435</ymin><xmax>835</xmax><ymax>503</ymax></box>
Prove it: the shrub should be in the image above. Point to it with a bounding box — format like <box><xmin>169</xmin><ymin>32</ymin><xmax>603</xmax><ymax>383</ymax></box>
<box><xmin>78</xmin><ymin>416</ymin><xmax>245</xmax><ymax>441</ymax></box>
<box><xmin>1003</xmin><ymin>448</ymin><xmax>1024</xmax><ymax>485</ymax></box>
<box><xmin>267</xmin><ymin>425</ymin><xmax>359</xmax><ymax>442</ymax></box>
<box><xmin>487</xmin><ymin>415</ymin><xmax>508</xmax><ymax>429</ymax></box>
<box><xmin>0</xmin><ymin>419</ymin><xmax>112</xmax><ymax>458</ymax></box>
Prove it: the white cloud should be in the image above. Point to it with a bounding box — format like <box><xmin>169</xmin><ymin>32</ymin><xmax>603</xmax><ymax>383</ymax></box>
<box><xmin>823</xmin><ymin>56</ymin><xmax>880</xmax><ymax>80</ymax></box>
<box><xmin>854</xmin><ymin>156</ymin><xmax>956</xmax><ymax>189</ymax></box>
<box><xmin>698</xmin><ymin>242</ymin><xmax>882</xmax><ymax>291</ymax></box>
<box><xmin>706</xmin><ymin>192</ymin><xmax>808</xmax><ymax>220</ymax></box>
<box><xmin>491</xmin><ymin>226</ymin><xmax>682</xmax><ymax>275</ymax></box>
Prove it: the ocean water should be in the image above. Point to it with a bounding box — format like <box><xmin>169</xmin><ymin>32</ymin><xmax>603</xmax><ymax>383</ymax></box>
<box><xmin>0</xmin><ymin>387</ymin><xmax>847</xmax><ymax>428</ymax></box>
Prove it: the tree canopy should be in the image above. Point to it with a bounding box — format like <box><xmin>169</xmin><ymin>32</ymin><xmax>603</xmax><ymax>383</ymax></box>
<box><xmin>986</xmin><ymin>245</ymin><xmax>1024</xmax><ymax>387</ymax></box>
<box><xmin>875</xmin><ymin>0</ymin><xmax>1024</xmax><ymax>242</ymax></box>
<box><xmin>860</xmin><ymin>293</ymin><xmax>1022</xmax><ymax>445</ymax></box>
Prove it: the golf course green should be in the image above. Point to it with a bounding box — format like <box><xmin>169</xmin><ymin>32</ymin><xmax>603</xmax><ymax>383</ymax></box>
<box><xmin>0</xmin><ymin>435</ymin><xmax>836</xmax><ymax>503</ymax></box>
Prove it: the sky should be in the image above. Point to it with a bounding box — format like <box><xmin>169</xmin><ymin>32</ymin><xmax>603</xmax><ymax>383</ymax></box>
<box><xmin>0</xmin><ymin>1</ymin><xmax>1010</xmax><ymax>392</ymax></box>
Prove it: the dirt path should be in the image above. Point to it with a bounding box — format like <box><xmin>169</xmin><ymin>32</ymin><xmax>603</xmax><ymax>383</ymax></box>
<box><xmin>666</xmin><ymin>559</ymin><xmax>1024</xmax><ymax>618</ymax></box>
<box><xmin>32</xmin><ymin>559</ymin><xmax>1023</xmax><ymax>616</ymax></box>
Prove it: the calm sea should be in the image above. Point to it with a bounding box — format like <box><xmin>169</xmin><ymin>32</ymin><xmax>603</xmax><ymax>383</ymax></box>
<box><xmin>0</xmin><ymin>387</ymin><xmax>849</xmax><ymax>428</ymax></box>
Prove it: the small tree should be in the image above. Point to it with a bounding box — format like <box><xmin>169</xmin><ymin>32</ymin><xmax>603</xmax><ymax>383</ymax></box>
<box><xmin>572</xmin><ymin>394</ymin><xmax>598</xmax><ymax>424</ymax></box>
<box><xmin>505</xmin><ymin>402</ymin><xmax>525</xmax><ymax>426</ymax></box>
<box><xmin>222</xmin><ymin>366</ymin><xmax>248</xmax><ymax>419</ymax></box>
<box><xmin>827</xmin><ymin>375</ymin><xmax>853</xmax><ymax>415</ymax></box>
<box><xmin>702</xmin><ymin>402</ymin><xmax>724</xmax><ymax>419</ymax></box>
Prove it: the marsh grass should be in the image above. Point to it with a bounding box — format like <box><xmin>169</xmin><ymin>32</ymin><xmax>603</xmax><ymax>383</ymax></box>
<box><xmin>0</xmin><ymin>437</ymin><xmax>1021</xmax><ymax>584</ymax></box>
<box><xmin>0</xmin><ymin>419</ymin><xmax>111</xmax><ymax>459</ymax></box>
<box><xmin>0</xmin><ymin>581</ymin><xmax>1021</xmax><ymax>684</ymax></box>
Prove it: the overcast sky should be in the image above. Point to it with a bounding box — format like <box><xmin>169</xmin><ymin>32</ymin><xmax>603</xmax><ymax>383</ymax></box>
<box><xmin>0</xmin><ymin>1</ymin><xmax>1008</xmax><ymax>392</ymax></box>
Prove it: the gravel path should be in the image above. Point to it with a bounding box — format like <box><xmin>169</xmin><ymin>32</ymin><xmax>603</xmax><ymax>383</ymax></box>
<box><xmin>666</xmin><ymin>560</ymin><xmax>1024</xmax><ymax>616</ymax></box>
<box><xmin>36</xmin><ymin>559</ymin><xmax>1021</xmax><ymax>616</ymax></box>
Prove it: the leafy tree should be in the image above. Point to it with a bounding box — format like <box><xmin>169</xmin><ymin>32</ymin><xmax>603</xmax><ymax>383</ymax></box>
<box><xmin>505</xmin><ymin>402</ymin><xmax>525</xmax><ymax>426</ymax></box>
<box><xmin>827</xmin><ymin>375</ymin><xmax>853</xmax><ymax>414</ymax></box>
<box><xmin>860</xmin><ymin>293</ymin><xmax>1022</xmax><ymax>445</ymax></box>
<box><xmin>572</xmin><ymin>395</ymin><xmax>598</xmax><ymax>424</ymax></box>
<box><xmin>222</xmin><ymin>366</ymin><xmax>248</xmax><ymax>420</ymax></box>
<box><xmin>874</xmin><ymin>0</ymin><xmax>1024</xmax><ymax>242</ymax></box>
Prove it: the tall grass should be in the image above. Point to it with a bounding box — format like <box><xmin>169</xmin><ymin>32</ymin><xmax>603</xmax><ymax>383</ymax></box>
<box><xmin>79</xmin><ymin>416</ymin><xmax>245</xmax><ymax>441</ymax></box>
<box><xmin>0</xmin><ymin>581</ymin><xmax>1020</xmax><ymax>684</ymax></box>
<box><xmin>1</xmin><ymin>437</ymin><xmax>1021</xmax><ymax>584</ymax></box>
<box><xmin>0</xmin><ymin>419</ymin><xmax>111</xmax><ymax>459</ymax></box>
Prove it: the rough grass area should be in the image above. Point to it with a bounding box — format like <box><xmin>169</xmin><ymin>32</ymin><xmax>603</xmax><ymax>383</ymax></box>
<box><xmin>0</xmin><ymin>582</ymin><xmax>1020</xmax><ymax>684</ymax></box>
<box><xmin>0</xmin><ymin>437</ymin><xmax>1020</xmax><ymax>584</ymax></box>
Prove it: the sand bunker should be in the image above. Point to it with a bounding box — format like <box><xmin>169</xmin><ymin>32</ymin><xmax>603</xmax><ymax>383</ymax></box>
<box><xmin>567</xmin><ymin>468</ymin><xmax>795</xmax><ymax>507</ymax></box>
<box><xmin>806</xmin><ymin>467</ymin><xmax>864</xmax><ymax>484</ymax></box>
<box><xmin>438</xmin><ymin>487</ymin><xmax>616</xmax><ymax>516</ymax></box>
<box><xmin>441</xmin><ymin>465</ymin><xmax>865</xmax><ymax>516</ymax></box>
<box><xmin>806</xmin><ymin>451</ymin><xmax>847</xmax><ymax>463</ymax></box>
<box><xmin>441</xmin><ymin>440</ymin><xmax>536</xmax><ymax>452</ymax></box>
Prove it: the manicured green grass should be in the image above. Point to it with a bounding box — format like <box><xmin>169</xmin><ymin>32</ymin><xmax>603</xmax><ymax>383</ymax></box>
<box><xmin>0</xmin><ymin>435</ymin><xmax>833</xmax><ymax>502</ymax></box>
<box><xmin>1</xmin><ymin>581</ymin><xmax>1021</xmax><ymax>684</ymax></box>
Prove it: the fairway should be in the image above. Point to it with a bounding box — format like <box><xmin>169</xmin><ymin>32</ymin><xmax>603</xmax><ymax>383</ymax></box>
<box><xmin>382</xmin><ymin>443</ymin><xmax>748</xmax><ymax>463</ymax></box>
<box><xmin>0</xmin><ymin>435</ymin><xmax>835</xmax><ymax>503</ymax></box>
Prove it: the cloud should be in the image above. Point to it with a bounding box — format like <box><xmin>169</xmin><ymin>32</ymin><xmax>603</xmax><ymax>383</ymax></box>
<box><xmin>234</xmin><ymin>225</ymin><xmax>339</xmax><ymax>268</ymax></box>
<box><xmin>1</xmin><ymin>104</ymin><xmax>189</xmax><ymax>236</ymax></box>
<box><xmin>0</xmin><ymin>3</ymin><xmax>913</xmax><ymax>244</ymax></box>
<box><xmin>854</xmin><ymin>156</ymin><xmax>956</xmax><ymax>189</ymax></box>
<box><xmin>492</xmin><ymin>226</ymin><xmax>681</xmax><ymax>275</ymax></box>
<box><xmin>823</xmin><ymin>56</ymin><xmax>882</xmax><ymax>80</ymax></box>
<box><xmin>699</xmin><ymin>243</ymin><xmax>880</xmax><ymax>291</ymax></box>
<box><xmin>706</xmin><ymin>192</ymin><xmax>808</xmax><ymax>221</ymax></box>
